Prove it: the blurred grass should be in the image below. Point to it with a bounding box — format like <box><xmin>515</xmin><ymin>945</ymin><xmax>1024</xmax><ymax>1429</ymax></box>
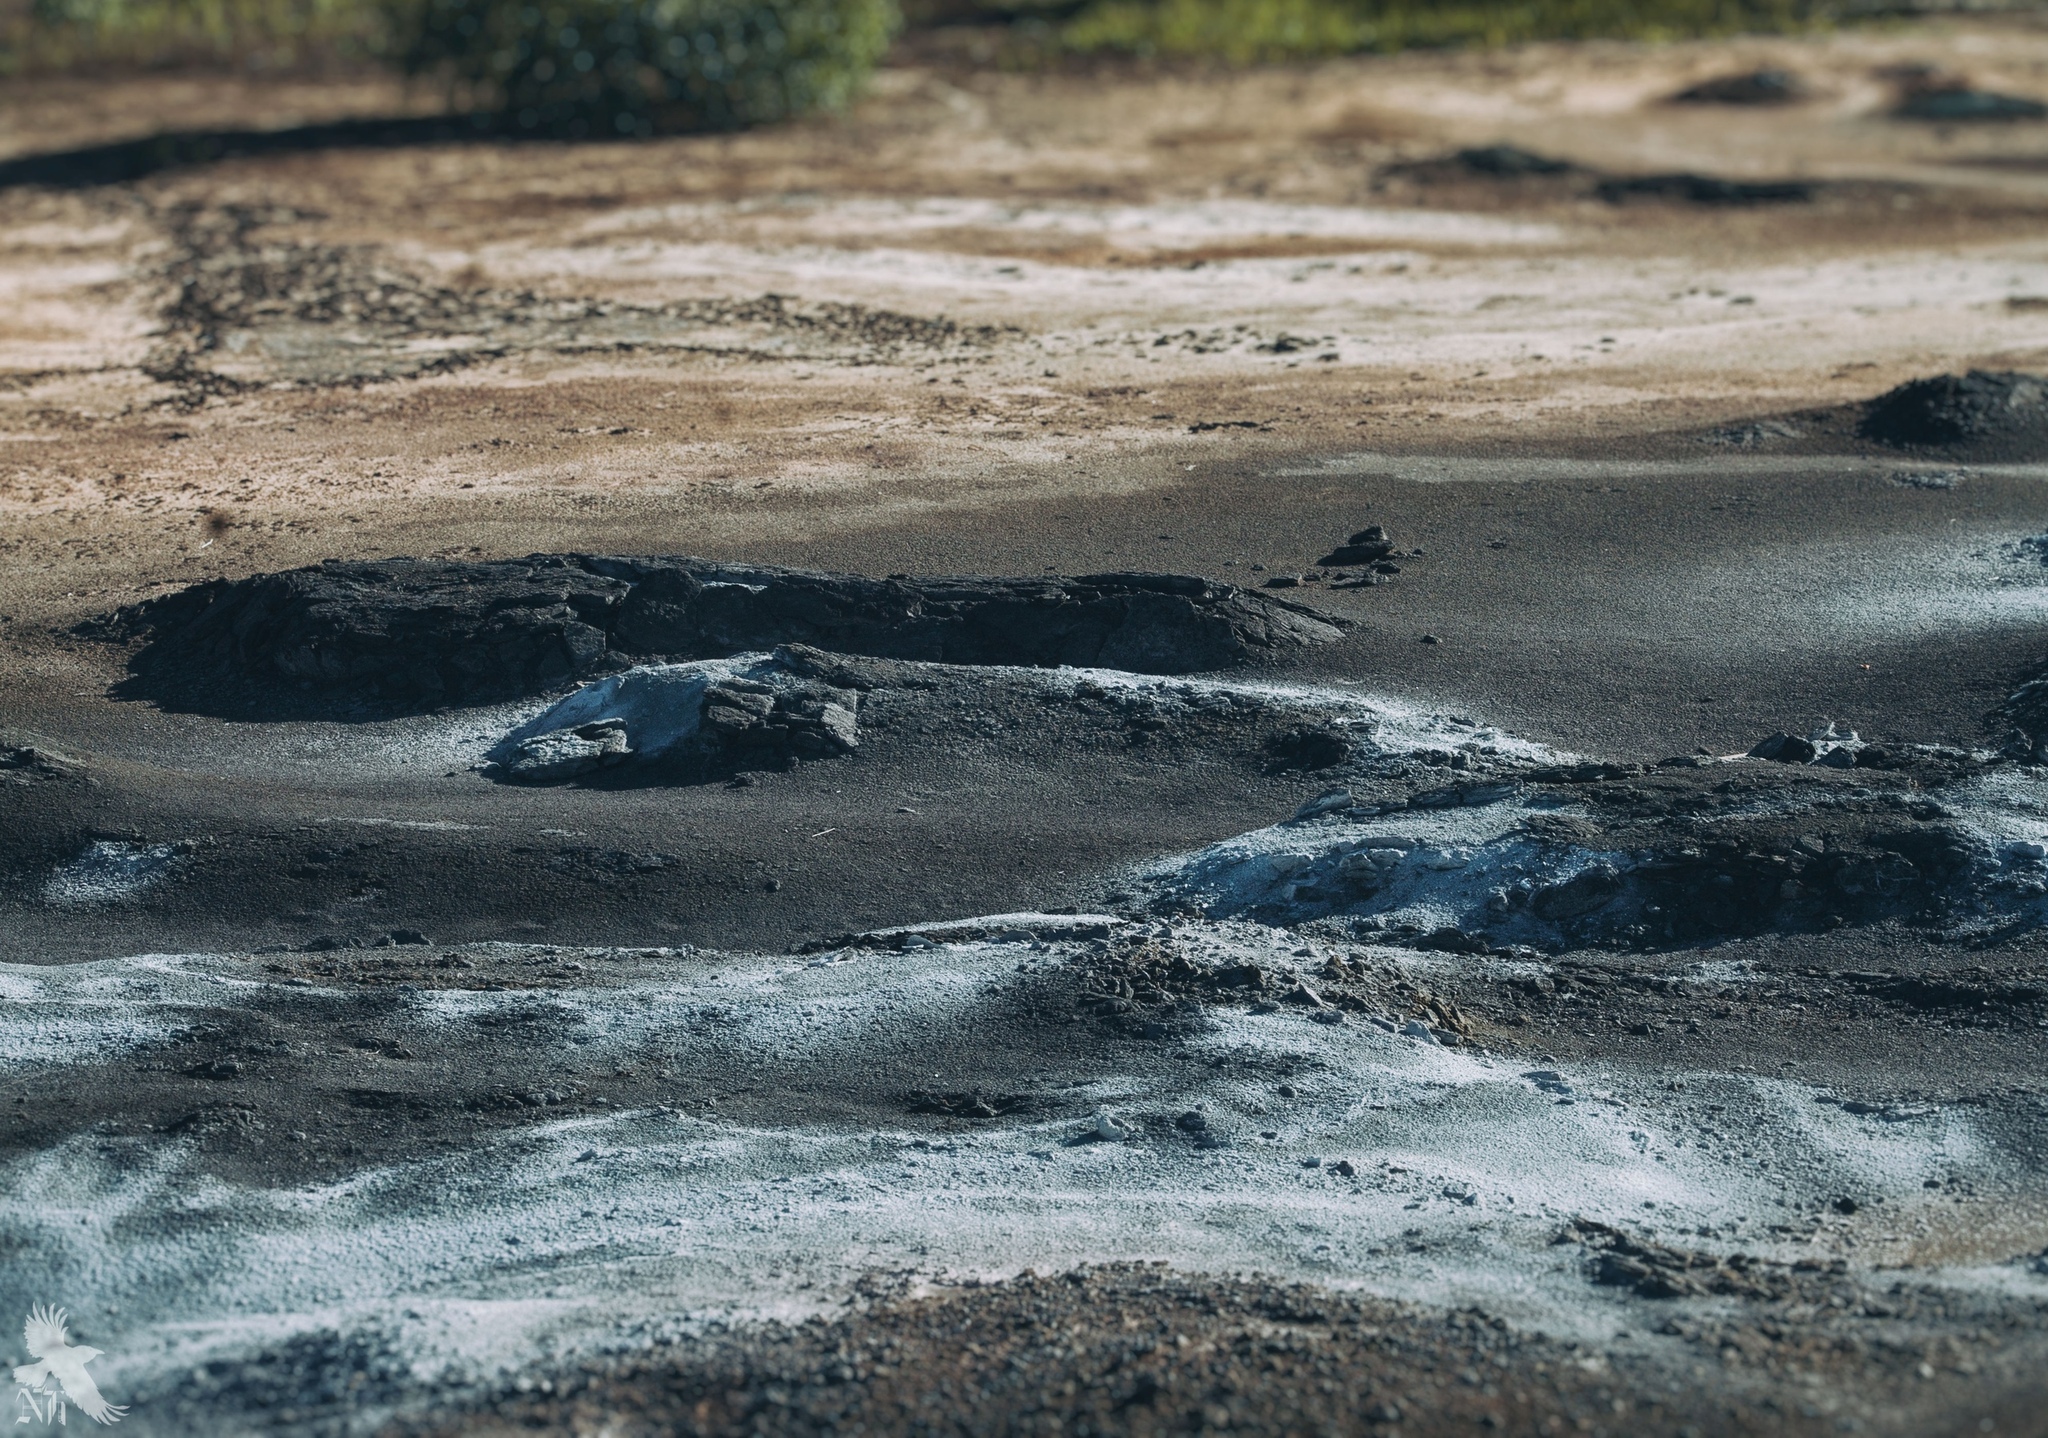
<box><xmin>0</xmin><ymin>0</ymin><xmax>1990</xmax><ymax>82</ymax></box>
<box><xmin>1061</xmin><ymin>0</ymin><xmax>1828</xmax><ymax>63</ymax></box>
<box><xmin>0</xmin><ymin>0</ymin><xmax>390</xmax><ymax>71</ymax></box>
<box><xmin>390</xmin><ymin>0</ymin><xmax>901</xmax><ymax>134</ymax></box>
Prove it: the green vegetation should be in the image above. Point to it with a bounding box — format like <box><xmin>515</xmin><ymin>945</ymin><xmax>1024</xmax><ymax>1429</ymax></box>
<box><xmin>0</xmin><ymin>0</ymin><xmax>1847</xmax><ymax>108</ymax></box>
<box><xmin>2</xmin><ymin>0</ymin><xmax>899</xmax><ymax>129</ymax></box>
<box><xmin>1062</xmin><ymin>0</ymin><xmax>1825</xmax><ymax>62</ymax></box>
<box><xmin>390</xmin><ymin>0</ymin><xmax>899</xmax><ymax>133</ymax></box>
<box><xmin>1</xmin><ymin>0</ymin><xmax>386</xmax><ymax>72</ymax></box>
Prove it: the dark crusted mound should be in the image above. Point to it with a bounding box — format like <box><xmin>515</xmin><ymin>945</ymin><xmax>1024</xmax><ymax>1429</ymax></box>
<box><xmin>1859</xmin><ymin>370</ymin><xmax>2048</xmax><ymax>457</ymax></box>
<box><xmin>1595</xmin><ymin>173</ymin><xmax>1813</xmax><ymax>205</ymax></box>
<box><xmin>1895</xmin><ymin>88</ymin><xmax>2046</xmax><ymax>122</ymax></box>
<box><xmin>98</xmin><ymin>556</ymin><xmax>1345</xmax><ymax>718</ymax></box>
<box><xmin>1670</xmin><ymin>68</ymin><xmax>1804</xmax><ymax>106</ymax></box>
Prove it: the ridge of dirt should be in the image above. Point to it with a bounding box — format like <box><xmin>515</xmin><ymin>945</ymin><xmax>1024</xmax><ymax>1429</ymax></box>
<box><xmin>396</xmin><ymin>1262</ymin><xmax>2047</xmax><ymax>1438</ymax></box>
<box><xmin>92</xmin><ymin>555</ymin><xmax>1347</xmax><ymax>718</ymax></box>
<box><xmin>1857</xmin><ymin>370</ymin><xmax>2048</xmax><ymax>460</ymax></box>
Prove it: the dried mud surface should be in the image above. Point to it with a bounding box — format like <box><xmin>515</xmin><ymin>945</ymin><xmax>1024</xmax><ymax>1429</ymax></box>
<box><xmin>5</xmin><ymin>18</ymin><xmax>2048</xmax><ymax>1438</ymax></box>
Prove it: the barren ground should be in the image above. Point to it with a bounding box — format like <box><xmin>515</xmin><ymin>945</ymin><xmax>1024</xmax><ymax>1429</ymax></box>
<box><xmin>3</xmin><ymin>17</ymin><xmax>2048</xmax><ymax>1438</ymax></box>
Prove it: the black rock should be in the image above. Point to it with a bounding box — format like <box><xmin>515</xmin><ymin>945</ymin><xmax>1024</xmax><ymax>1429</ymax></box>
<box><xmin>1859</xmin><ymin>370</ymin><xmax>2048</xmax><ymax>457</ymax></box>
<box><xmin>1317</xmin><ymin>525</ymin><xmax>1397</xmax><ymax>567</ymax></box>
<box><xmin>96</xmin><ymin>557</ymin><xmax>1346</xmax><ymax>719</ymax></box>
<box><xmin>1750</xmin><ymin>732</ymin><xmax>1818</xmax><ymax>763</ymax></box>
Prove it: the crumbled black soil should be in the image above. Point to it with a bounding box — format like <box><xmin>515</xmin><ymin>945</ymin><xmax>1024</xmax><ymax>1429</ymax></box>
<box><xmin>1570</xmin><ymin>1216</ymin><xmax>1841</xmax><ymax>1300</ymax></box>
<box><xmin>1858</xmin><ymin>370</ymin><xmax>2048</xmax><ymax>458</ymax></box>
<box><xmin>96</xmin><ymin>557</ymin><xmax>1345</xmax><ymax>719</ymax></box>
<box><xmin>396</xmin><ymin>1261</ymin><xmax>2046</xmax><ymax>1438</ymax></box>
<box><xmin>1042</xmin><ymin>931</ymin><xmax>1478</xmax><ymax>1043</ymax></box>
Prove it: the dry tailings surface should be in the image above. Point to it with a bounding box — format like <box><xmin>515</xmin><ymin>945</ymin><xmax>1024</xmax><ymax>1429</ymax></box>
<box><xmin>1</xmin><ymin>503</ymin><xmax>2046</xmax><ymax>1435</ymax></box>
<box><xmin>2</xmin><ymin>920</ymin><xmax>2045</xmax><ymax>1438</ymax></box>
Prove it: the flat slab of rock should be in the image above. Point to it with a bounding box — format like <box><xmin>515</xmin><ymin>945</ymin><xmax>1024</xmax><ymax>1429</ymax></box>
<box><xmin>97</xmin><ymin>557</ymin><xmax>1347</xmax><ymax>718</ymax></box>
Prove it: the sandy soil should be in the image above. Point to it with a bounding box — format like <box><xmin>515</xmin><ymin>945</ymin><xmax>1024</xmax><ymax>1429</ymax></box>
<box><xmin>3</xmin><ymin>16</ymin><xmax>2048</xmax><ymax>1438</ymax></box>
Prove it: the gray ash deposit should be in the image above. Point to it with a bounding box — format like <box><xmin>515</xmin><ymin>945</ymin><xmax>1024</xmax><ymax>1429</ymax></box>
<box><xmin>97</xmin><ymin>556</ymin><xmax>1345</xmax><ymax>719</ymax></box>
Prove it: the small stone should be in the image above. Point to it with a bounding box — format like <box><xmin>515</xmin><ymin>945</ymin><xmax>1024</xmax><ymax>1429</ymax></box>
<box><xmin>1318</xmin><ymin>526</ymin><xmax>1397</xmax><ymax>567</ymax></box>
<box><xmin>1330</xmin><ymin>1159</ymin><xmax>1357</xmax><ymax>1177</ymax></box>
<box><xmin>1176</xmin><ymin>1111</ymin><xmax>1208</xmax><ymax>1132</ymax></box>
<box><xmin>1419</xmin><ymin>633</ymin><xmax>1442</xmax><ymax>645</ymax></box>
<box><xmin>1094</xmin><ymin>1111</ymin><xmax>1128</xmax><ymax>1142</ymax></box>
